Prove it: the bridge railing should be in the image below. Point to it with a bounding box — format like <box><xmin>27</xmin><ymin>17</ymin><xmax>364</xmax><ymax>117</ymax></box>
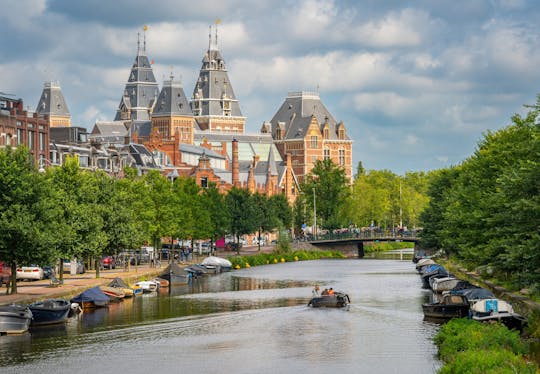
<box><xmin>303</xmin><ymin>229</ymin><xmax>419</xmax><ymax>242</ymax></box>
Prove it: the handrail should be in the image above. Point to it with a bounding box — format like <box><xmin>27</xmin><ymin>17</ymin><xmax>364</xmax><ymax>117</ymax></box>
<box><xmin>303</xmin><ymin>229</ymin><xmax>420</xmax><ymax>242</ymax></box>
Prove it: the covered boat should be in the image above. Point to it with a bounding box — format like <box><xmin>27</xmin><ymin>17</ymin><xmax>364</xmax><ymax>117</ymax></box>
<box><xmin>308</xmin><ymin>292</ymin><xmax>350</xmax><ymax>308</ymax></box>
<box><xmin>70</xmin><ymin>286</ymin><xmax>110</xmax><ymax>309</ymax></box>
<box><xmin>28</xmin><ymin>299</ymin><xmax>70</xmax><ymax>325</ymax></box>
<box><xmin>0</xmin><ymin>304</ymin><xmax>32</xmax><ymax>334</ymax></box>
<box><xmin>471</xmin><ymin>299</ymin><xmax>527</xmax><ymax>331</ymax></box>
<box><xmin>431</xmin><ymin>277</ymin><xmax>461</xmax><ymax>293</ymax></box>
<box><xmin>415</xmin><ymin>258</ymin><xmax>435</xmax><ymax>272</ymax></box>
<box><xmin>201</xmin><ymin>256</ymin><xmax>232</xmax><ymax>272</ymax></box>
<box><xmin>422</xmin><ymin>293</ymin><xmax>470</xmax><ymax>319</ymax></box>
<box><xmin>99</xmin><ymin>286</ymin><xmax>126</xmax><ymax>301</ymax></box>
<box><xmin>108</xmin><ymin>277</ymin><xmax>135</xmax><ymax>297</ymax></box>
<box><xmin>159</xmin><ymin>262</ymin><xmax>191</xmax><ymax>285</ymax></box>
<box><xmin>153</xmin><ymin>277</ymin><xmax>169</xmax><ymax>288</ymax></box>
<box><xmin>420</xmin><ymin>265</ymin><xmax>448</xmax><ymax>289</ymax></box>
<box><xmin>447</xmin><ymin>288</ymin><xmax>494</xmax><ymax>304</ymax></box>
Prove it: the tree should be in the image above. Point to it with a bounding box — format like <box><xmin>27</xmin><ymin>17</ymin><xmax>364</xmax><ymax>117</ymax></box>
<box><xmin>202</xmin><ymin>183</ymin><xmax>229</xmax><ymax>253</ymax></box>
<box><xmin>0</xmin><ymin>147</ymin><xmax>59</xmax><ymax>293</ymax></box>
<box><xmin>225</xmin><ymin>187</ymin><xmax>257</xmax><ymax>252</ymax></box>
<box><xmin>301</xmin><ymin>159</ymin><xmax>350</xmax><ymax>230</ymax></box>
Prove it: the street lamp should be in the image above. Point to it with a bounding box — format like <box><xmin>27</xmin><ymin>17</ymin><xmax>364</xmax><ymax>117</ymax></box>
<box><xmin>312</xmin><ymin>187</ymin><xmax>317</xmax><ymax>240</ymax></box>
<box><xmin>38</xmin><ymin>156</ymin><xmax>52</xmax><ymax>173</ymax></box>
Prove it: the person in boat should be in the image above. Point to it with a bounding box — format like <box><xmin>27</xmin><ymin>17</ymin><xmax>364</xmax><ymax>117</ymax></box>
<box><xmin>312</xmin><ymin>285</ymin><xmax>320</xmax><ymax>297</ymax></box>
<box><xmin>328</xmin><ymin>288</ymin><xmax>335</xmax><ymax>296</ymax></box>
<box><xmin>321</xmin><ymin>288</ymin><xmax>329</xmax><ymax>296</ymax></box>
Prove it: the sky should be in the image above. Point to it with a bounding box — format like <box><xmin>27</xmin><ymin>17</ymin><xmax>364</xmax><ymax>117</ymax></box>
<box><xmin>1</xmin><ymin>0</ymin><xmax>539</xmax><ymax>175</ymax></box>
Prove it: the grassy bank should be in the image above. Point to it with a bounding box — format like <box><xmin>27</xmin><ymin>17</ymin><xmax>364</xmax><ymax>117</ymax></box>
<box><xmin>227</xmin><ymin>249</ymin><xmax>345</xmax><ymax>268</ymax></box>
<box><xmin>434</xmin><ymin>319</ymin><xmax>539</xmax><ymax>373</ymax></box>
<box><xmin>364</xmin><ymin>241</ymin><xmax>414</xmax><ymax>253</ymax></box>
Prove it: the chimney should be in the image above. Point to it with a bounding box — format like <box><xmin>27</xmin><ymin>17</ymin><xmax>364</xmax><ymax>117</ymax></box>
<box><xmin>232</xmin><ymin>138</ymin><xmax>239</xmax><ymax>187</ymax></box>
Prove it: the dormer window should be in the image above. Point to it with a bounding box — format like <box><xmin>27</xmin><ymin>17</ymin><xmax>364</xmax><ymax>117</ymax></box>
<box><xmin>275</xmin><ymin>128</ymin><xmax>282</xmax><ymax>140</ymax></box>
<box><xmin>324</xmin><ymin>128</ymin><xmax>329</xmax><ymax>139</ymax></box>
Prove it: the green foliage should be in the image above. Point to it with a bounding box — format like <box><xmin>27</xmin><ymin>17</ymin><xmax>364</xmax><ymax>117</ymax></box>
<box><xmin>301</xmin><ymin>159</ymin><xmax>350</xmax><ymax>230</ymax></box>
<box><xmin>350</xmin><ymin>169</ymin><xmax>430</xmax><ymax>230</ymax></box>
<box><xmin>363</xmin><ymin>241</ymin><xmax>414</xmax><ymax>253</ymax></box>
<box><xmin>227</xmin><ymin>250</ymin><xmax>345</xmax><ymax>268</ymax></box>
<box><xmin>420</xmin><ymin>95</ymin><xmax>540</xmax><ymax>289</ymax></box>
<box><xmin>434</xmin><ymin>319</ymin><xmax>537</xmax><ymax>374</ymax></box>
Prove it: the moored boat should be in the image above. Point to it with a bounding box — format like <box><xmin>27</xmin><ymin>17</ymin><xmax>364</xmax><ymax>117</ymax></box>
<box><xmin>108</xmin><ymin>277</ymin><xmax>135</xmax><ymax>297</ymax></box>
<box><xmin>153</xmin><ymin>277</ymin><xmax>169</xmax><ymax>288</ymax></box>
<box><xmin>470</xmin><ymin>298</ymin><xmax>527</xmax><ymax>331</ymax></box>
<box><xmin>70</xmin><ymin>286</ymin><xmax>110</xmax><ymax>309</ymax></box>
<box><xmin>308</xmin><ymin>292</ymin><xmax>350</xmax><ymax>308</ymax></box>
<box><xmin>431</xmin><ymin>277</ymin><xmax>461</xmax><ymax>293</ymax></box>
<box><xmin>0</xmin><ymin>304</ymin><xmax>32</xmax><ymax>334</ymax></box>
<box><xmin>28</xmin><ymin>299</ymin><xmax>71</xmax><ymax>326</ymax></box>
<box><xmin>159</xmin><ymin>262</ymin><xmax>191</xmax><ymax>285</ymax></box>
<box><xmin>201</xmin><ymin>256</ymin><xmax>232</xmax><ymax>272</ymax></box>
<box><xmin>99</xmin><ymin>286</ymin><xmax>126</xmax><ymax>301</ymax></box>
<box><xmin>422</xmin><ymin>293</ymin><xmax>470</xmax><ymax>319</ymax></box>
<box><xmin>133</xmin><ymin>280</ymin><xmax>158</xmax><ymax>293</ymax></box>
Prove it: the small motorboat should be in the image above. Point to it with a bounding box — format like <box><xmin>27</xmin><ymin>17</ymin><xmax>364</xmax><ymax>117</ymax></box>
<box><xmin>133</xmin><ymin>280</ymin><xmax>158</xmax><ymax>293</ymax></box>
<box><xmin>422</xmin><ymin>293</ymin><xmax>470</xmax><ymax>319</ymax></box>
<box><xmin>470</xmin><ymin>299</ymin><xmax>527</xmax><ymax>331</ymax></box>
<box><xmin>308</xmin><ymin>292</ymin><xmax>350</xmax><ymax>308</ymax></box>
<box><xmin>201</xmin><ymin>256</ymin><xmax>232</xmax><ymax>272</ymax></box>
<box><xmin>0</xmin><ymin>304</ymin><xmax>32</xmax><ymax>334</ymax></box>
<box><xmin>108</xmin><ymin>277</ymin><xmax>135</xmax><ymax>297</ymax></box>
<box><xmin>28</xmin><ymin>299</ymin><xmax>70</xmax><ymax>326</ymax></box>
<box><xmin>415</xmin><ymin>258</ymin><xmax>435</xmax><ymax>272</ymax></box>
<box><xmin>420</xmin><ymin>265</ymin><xmax>448</xmax><ymax>288</ymax></box>
<box><xmin>445</xmin><ymin>288</ymin><xmax>494</xmax><ymax>304</ymax></box>
<box><xmin>70</xmin><ymin>286</ymin><xmax>110</xmax><ymax>309</ymax></box>
<box><xmin>99</xmin><ymin>286</ymin><xmax>126</xmax><ymax>301</ymax></box>
<box><xmin>153</xmin><ymin>277</ymin><xmax>169</xmax><ymax>288</ymax></box>
<box><xmin>159</xmin><ymin>263</ymin><xmax>191</xmax><ymax>285</ymax></box>
<box><xmin>185</xmin><ymin>264</ymin><xmax>209</xmax><ymax>277</ymax></box>
<box><xmin>431</xmin><ymin>277</ymin><xmax>461</xmax><ymax>293</ymax></box>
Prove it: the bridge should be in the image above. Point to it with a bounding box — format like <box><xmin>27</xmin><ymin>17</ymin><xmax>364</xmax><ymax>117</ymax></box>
<box><xmin>301</xmin><ymin>230</ymin><xmax>421</xmax><ymax>258</ymax></box>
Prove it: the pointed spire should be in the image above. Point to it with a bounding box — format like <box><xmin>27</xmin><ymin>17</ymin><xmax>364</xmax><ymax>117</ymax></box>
<box><xmin>137</xmin><ymin>32</ymin><xmax>141</xmax><ymax>55</ymax></box>
<box><xmin>143</xmin><ymin>25</ymin><xmax>148</xmax><ymax>53</ymax></box>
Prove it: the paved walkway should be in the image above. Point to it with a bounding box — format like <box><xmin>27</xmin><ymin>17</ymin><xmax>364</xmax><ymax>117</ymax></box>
<box><xmin>0</xmin><ymin>246</ymin><xmax>275</xmax><ymax>306</ymax></box>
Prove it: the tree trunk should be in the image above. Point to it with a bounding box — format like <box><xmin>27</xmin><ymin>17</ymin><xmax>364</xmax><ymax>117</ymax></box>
<box><xmin>9</xmin><ymin>262</ymin><xmax>17</xmax><ymax>294</ymax></box>
<box><xmin>95</xmin><ymin>258</ymin><xmax>100</xmax><ymax>278</ymax></box>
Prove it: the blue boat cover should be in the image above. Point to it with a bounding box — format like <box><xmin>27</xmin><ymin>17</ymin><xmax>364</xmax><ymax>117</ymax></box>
<box><xmin>70</xmin><ymin>286</ymin><xmax>110</xmax><ymax>303</ymax></box>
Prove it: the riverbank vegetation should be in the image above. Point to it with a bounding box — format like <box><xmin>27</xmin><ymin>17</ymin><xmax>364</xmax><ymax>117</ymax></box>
<box><xmin>434</xmin><ymin>318</ymin><xmax>539</xmax><ymax>373</ymax></box>
<box><xmin>363</xmin><ymin>241</ymin><xmax>414</xmax><ymax>253</ymax></box>
<box><xmin>0</xmin><ymin>149</ymin><xmax>293</xmax><ymax>293</ymax></box>
<box><xmin>419</xmin><ymin>96</ymin><xmax>540</xmax><ymax>294</ymax></box>
<box><xmin>227</xmin><ymin>249</ymin><xmax>345</xmax><ymax>269</ymax></box>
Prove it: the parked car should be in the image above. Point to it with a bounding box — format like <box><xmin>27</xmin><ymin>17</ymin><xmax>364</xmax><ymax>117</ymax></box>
<box><xmin>101</xmin><ymin>256</ymin><xmax>116</xmax><ymax>270</ymax></box>
<box><xmin>63</xmin><ymin>259</ymin><xmax>85</xmax><ymax>274</ymax></box>
<box><xmin>0</xmin><ymin>261</ymin><xmax>11</xmax><ymax>286</ymax></box>
<box><xmin>42</xmin><ymin>265</ymin><xmax>55</xmax><ymax>279</ymax></box>
<box><xmin>16</xmin><ymin>265</ymin><xmax>44</xmax><ymax>281</ymax></box>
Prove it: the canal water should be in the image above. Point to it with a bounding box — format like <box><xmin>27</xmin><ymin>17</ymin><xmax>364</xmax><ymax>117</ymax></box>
<box><xmin>0</xmin><ymin>259</ymin><xmax>441</xmax><ymax>374</ymax></box>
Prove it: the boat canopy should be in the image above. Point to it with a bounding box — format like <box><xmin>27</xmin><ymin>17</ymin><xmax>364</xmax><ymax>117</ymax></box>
<box><xmin>70</xmin><ymin>286</ymin><xmax>110</xmax><ymax>304</ymax></box>
<box><xmin>108</xmin><ymin>277</ymin><xmax>129</xmax><ymax>288</ymax></box>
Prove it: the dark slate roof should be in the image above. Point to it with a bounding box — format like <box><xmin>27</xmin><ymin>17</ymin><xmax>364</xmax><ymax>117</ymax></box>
<box><xmin>131</xmin><ymin>120</ymin><xmax>152</xmax><ymax>137</ymax></box>
<box><xmin>269</xmin><ymin>91</ymin><xmax>351</xmax><ymax>141</ymax></box>
<box><xmin>35</xmin><ymin>82</ymin><xmax>70</xmax><ymax>117</ymax></box>
<box><xmin>153</xmin><ymin>79</ymin><xmax>193</xmax><ymax>117</ymax></box>
<box><xmin>114</xmin><ymin>47</ymin><xmax>159</xmax><ymax>121</ymax></box>
<box><xmin>128</xmin><ymin>143</ymin><xmax>159</xmax><ymax>168</ymax></box>
<box><xmin>91</xmin><ymin>121</ymin><xmax>128</xmax><ymax>136</ymax></box>
<box><xmin>190</xmin><ymin>47</ymin><xmax>243</xmax><ymax>117</ymax></box>
<box><xmin>179</xmin><ymin>143</ymin><xmax>225</xmax><ymax>159</ymax></box>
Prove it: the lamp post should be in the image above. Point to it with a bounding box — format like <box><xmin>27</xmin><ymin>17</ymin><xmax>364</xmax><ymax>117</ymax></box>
<box><xmin>312</xmin><ymin>187</ymin><xmax>317</xmax><ymax>240</ymax></box>
<box><xmin>38</xmin><ymin>156</ymin><xmax>52</xmax><ymax>173</ymax></box>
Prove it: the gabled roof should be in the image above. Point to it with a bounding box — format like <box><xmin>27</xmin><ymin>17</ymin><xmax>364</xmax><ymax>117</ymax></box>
<box><xmin>153</xmin><ymin>78</ymin><xmax>193</xmax><ymax>117</ymax></box>
<box><xmin>36</xmin><ymin>81</ymin><xmax>70</xmax><ymax>117</ymax></box>
<box><xmin>270</xmin><ymin>91</ymin><xmax>350</xmax><ymax>141</ymax></box>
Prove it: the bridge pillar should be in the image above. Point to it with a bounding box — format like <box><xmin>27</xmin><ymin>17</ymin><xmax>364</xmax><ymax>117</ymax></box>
<box><xmin>357</xmin><ymin>242</ymin><xmax>364</xmax><ymax>259</ymax></box>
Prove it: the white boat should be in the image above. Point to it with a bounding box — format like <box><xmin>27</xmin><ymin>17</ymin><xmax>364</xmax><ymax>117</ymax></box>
<box><xmin>133</xmin><ymin>281</ymin><xmax>158</xmax><ymax>293</ymax></box>
<box><xmin>431</xmin><ymin>277</ymin><xmax>461</xmax><ymax>293</ymax></box>
<box><xmin>471</xmin><ymin>298</ymin><xmax>527</xmax><ymax>331</ymax></box>
<box><xmin>201</xmin><ymin>256</ymin><xmax>232</xmax><ymax>271</ymax></box>
<box><xmin>0</xmin><ymin>304</ymin><xmax>32</xmax><ymax>334</ymax></box>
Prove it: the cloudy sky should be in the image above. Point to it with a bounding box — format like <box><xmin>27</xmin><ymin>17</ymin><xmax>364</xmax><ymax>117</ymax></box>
<box><xmin>1</xmin><ymin>0</ymin><xmax>539</xmax><ymax>174</ymax></box>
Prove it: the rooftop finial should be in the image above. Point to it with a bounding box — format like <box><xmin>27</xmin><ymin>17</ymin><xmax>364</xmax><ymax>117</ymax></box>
<box><xmin>215</xmin><ymin>18</ymin><xmax>221</xmax><ymax>50</ymax></box>
<box><xmin>137</xmin><ymin>32</ymin><xmax>141</xmax><ymax>55</ymax></box>
<box><xmin>170</xmin><ymin>66</ymin><xmax>174</xmax><ymax>81</ymax></box>
<box><xmin>208</xmin><ymin>25</ymin><xmax>212</xmax><ymax>51</ymax></box>
<box><xmin>143</xmin><ymin>25</ymin><xmax>148</xmax><ymax>53</ymax></box>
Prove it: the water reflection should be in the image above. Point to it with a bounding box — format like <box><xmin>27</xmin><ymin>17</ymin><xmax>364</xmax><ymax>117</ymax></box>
<box><xmin>0</xmin><ymin>259</ymin><xmax>441</xmax><ymax>373</ymax></box>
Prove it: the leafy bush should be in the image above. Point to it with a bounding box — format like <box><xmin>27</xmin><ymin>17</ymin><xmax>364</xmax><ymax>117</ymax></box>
<box><xmin>364</xmin><ymin>241</ymin><xmax>414</xmax><ymax>253</ymax></box>
<box><xmin>438</xmin><ymin>348</ymin><xmax>538</xmax><ymax>374</ymax></box>
<box><xmin>227</xmin><ymin>250</ymin><xmax>344</xmax><ymax>268</ymax></box>
<box><xmin>434</xmin><ymin>319</ymin><xmax>537</xmax><ymax>373</ymax></box>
